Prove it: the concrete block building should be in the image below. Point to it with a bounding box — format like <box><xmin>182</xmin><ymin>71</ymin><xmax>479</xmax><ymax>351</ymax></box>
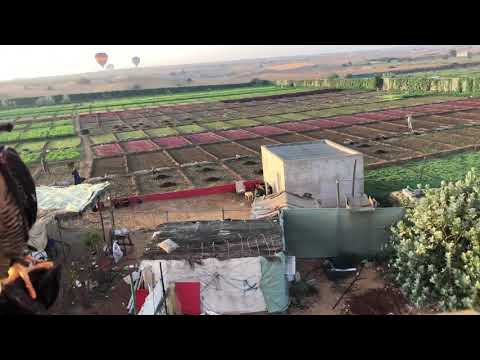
<box><xmin>261</xmin><ymin>140</ymin><xmax>364</xmax><ymax>207</ymax></box>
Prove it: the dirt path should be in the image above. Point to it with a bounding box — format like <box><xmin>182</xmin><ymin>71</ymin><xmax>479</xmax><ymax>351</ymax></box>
<box><xmin>75</xmin><ymin>113</ymin><xmax>94</xmax><ymax>179</ymax></box>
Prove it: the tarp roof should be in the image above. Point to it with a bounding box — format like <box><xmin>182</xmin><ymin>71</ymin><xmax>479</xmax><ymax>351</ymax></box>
<box><xmin>36</xmin><ymin>182</ymin><xmax>111</xmax><ymax>213</ymax></box>
<box><xmin>251</xmin><ymin>191</ymin><xmax>320</xmax><ymax>219</ymax></box>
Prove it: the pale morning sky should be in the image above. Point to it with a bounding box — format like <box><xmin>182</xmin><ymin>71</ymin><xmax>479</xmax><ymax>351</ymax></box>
<box><xmin>0</xmin><ymin>45</ymin><xmax>408</xmax><ymax>81</ymax></box>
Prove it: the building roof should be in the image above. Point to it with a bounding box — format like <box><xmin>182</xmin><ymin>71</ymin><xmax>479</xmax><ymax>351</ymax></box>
<box><xmin>251</xmin><ymin>191</ymin><xmax>320</xmax><ymax>219</ymax></box>
<box><xmin>143</xmin><ymin>219</ymin><xmax>283</xmax><ymax>260</ymax></box>
<box><xmin>261</xmin><ymin>140</ymin><xmax>360</xmax><ymax>161</ymax></box>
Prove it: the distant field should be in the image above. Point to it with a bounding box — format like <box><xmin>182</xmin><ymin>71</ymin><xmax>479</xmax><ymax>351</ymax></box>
<box><xmin>0</xmin><ymin>85</ymin><xmax>314</xmax><ymax>121</ymax></box>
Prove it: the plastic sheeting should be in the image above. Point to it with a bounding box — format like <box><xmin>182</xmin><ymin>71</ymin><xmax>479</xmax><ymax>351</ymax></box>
<box><xmin>259</xmin><ymin>253</ymin><xmax>288</xmax><ymax>313</ymax></box>
<box><xmin>251</xmin><ymin>191</ymin><xmax>320</xmax><ymax>219</ymax></box>
<box><xmin>36</xmin><ymin>182</ymin><xmax>110</xmax><ymax>212</ymax></box>
<box><xmin>27</xmin><ymin>209</ymin><xmax>64</xmax><ymax>251</ymax></box>
<box><xmin>282</xmin><ymin>208</ymin><xmax>405</xmax><ymax>258</ymax></box>
<box><xmin>139</xmin><ymin>255</ymin><xmax>289</xmax><ymax>315</ymax></box>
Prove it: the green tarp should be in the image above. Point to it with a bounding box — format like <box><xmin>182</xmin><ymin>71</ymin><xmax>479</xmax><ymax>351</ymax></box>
<box><xmin>260</xmin><ymin>253</ymin><xmax>289</xmax><ymax>313</ymax></box>
<box><xmin>36</xmin><ymin>182</ymin><xmax>111</xmax><ymax>213</ymax></box>
<box><xmin>282</xmin><ymin>208</ymin><xmax>405</xmax><ymax>258</ymax></box>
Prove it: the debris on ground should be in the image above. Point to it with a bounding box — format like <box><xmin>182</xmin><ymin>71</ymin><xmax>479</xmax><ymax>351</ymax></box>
<box><xmin>343</xmin><ymin>286</ymin><xmax>413</xmax><ymax>315</ymax></box>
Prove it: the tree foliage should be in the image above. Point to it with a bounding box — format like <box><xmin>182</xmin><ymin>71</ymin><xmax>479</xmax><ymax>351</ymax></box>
<box><xmin>387</xmin><ymin>169</ymin><xmax>480</xmax><ymax>311</ymax></box>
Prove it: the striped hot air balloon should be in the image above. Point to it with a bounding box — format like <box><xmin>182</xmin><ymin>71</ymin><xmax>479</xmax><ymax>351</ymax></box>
<box><xmin>95</xmin><ymin>53</ymin><xmax>108</xmax><ymax>69</ymax></box>
<box><xmin>132</xmin><ymin>56</ymin><xmax>140</xmax><ymax>67</ymax></box>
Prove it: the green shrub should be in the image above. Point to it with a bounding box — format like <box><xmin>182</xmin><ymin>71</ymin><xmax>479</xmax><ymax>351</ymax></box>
<box><xmin>387</xmin><ymin>169</ymin><xmax>480</xmax><ymax>311</ymax></box>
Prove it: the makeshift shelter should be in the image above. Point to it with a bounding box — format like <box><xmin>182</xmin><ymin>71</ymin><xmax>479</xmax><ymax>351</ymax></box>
<box><xmin>137</xmin><ymin>220</ymin><xmax>288</xmax><ymax>315</ymax></box>
<box><xmin>28</xmin><ymin>182</ymin><xmax>111</xmax><ymax>251</ymax></box>
<box><xmin>251</xmin><ymin>191</ymin><xmax>320</xmax><ymax>219</ymax></box>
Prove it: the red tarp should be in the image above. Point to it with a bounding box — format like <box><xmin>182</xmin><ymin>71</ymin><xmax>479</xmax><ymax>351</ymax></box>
<box><xmin>135</xmin><ymin>289</ymin><xmax>149</xmax><ymax>313</ymax></box>
<box><xmin>175</xmin><ymin>282</ymin><xmax>201</xmax><ymax>315</ymax></box>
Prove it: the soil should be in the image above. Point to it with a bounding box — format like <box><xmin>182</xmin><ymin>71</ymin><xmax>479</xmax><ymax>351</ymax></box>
<box><xmin>167</xmin><ymin>147</ymin><xmax>217</xmax><ymax>164</ymax></box>
<box><xmin>336</xmin><ymin>125</ymin><xmax>394</xmax><ymax>140</ymax></box>
<box><xmin>93</xmin><ymin>143</ymin><xmax>124</xmax><ymax>157</ymax></box>
<box><xmin>35</xmin><ymin>162</ymin><xmax>80</xmax><ymax>185</ymax></box>
<box><xmin>224</xmin><ymin>157</ymin><xmax>263</xmax><ymax>180</ymax></box>
<box><xmin>353</xmin><ymin>142</ymin><xmax>421</xmax><ymax>161</ymax></box>
<box><xmin>419</xmin><ymin>131</ymin><xmax>478</xmax><ymax>147</ymax></box>
<box><xmin>383</xmin><ymin>137</ymin><xmax>455</xmax><ymax>154</ymax></box>
<box><xmin>127</xmin><ymin>151</ymin><xmax>175</xmax><ymax>172</ymax></box>
<box><xmin>344</xmin><ymin>286</ymin><xmax>412</xmax><ymax>315</ymax></box>
<box><xmin>302</xmin><ymin>129</ymin><xmax>364</xmax><ymax>144</ymax></box>
<box><xmin>362</xmin><ymin>121</ymin><xmax>409</xmax><ymax>134</ymax></box>
<box><xmin>135</xmin><ymin>170</ymin><xmax>190</xmax><ymax>195</ymax></box>
<box><xmin>121</xmin><ymin>140</ymin><xmax>159</xmax><ymax>153</ymax></box>
<box><xmin>103</xmin><ymin>175</ymin><xmax>137</xmax><ymax>198</ymax></box>
<box><xmin>182</xmin><ymin>163</ymin><xmax>235</xmax><ymax>187</ymax></box>
<box><xmin>236</xmin><ymin>138</ymin><xmax>278</xmax><ymax>152</ymax></box>
<box><xmin>92</xmin><ymin>157</ymin><xmax>127</xmax><ymax>178</ymax></box>
<box><xmin>217</xmin><ymin>129</ymin><xmax>258</xmax><ymax>140</ymax></box>
<box><xmin>269</xmin><ymin>133</ymin><xmax>315</xmax><ymax>144</ymax></box>
<box><xmin>200</xmin><ymin>142</ymin><xmax>255</xmax><ymax>159</ymax></box>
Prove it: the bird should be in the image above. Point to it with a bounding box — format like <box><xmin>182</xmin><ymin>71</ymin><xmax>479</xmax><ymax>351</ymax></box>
<box><xmin>0</xmin><ymin>143</ymin><xmax>59</xmax><ymax>312</ymax></box>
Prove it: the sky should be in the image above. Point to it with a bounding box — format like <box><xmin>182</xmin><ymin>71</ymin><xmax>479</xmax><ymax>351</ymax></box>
<box><xmin>0</xmin><ymin>45</ymin><xmax>408</xmax><ymax>81</ymax></box>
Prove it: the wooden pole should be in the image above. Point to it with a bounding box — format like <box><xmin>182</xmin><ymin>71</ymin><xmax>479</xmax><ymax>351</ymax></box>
<box><xmin>351</xmin><ymin>159</ymin><xmax>357</xmax><ymax>199</ymax></box>
<box><xmin>97</xmin><ymin>199</ymin><xmax>107</xmax><ymax>249</ymax></box>
<box><xmin>336</xmin><ymin>180</ymin><xmax>340</xmax><ymax>208</ymax></box>
<box><xmin>159</xmin><ymin>262</ymin><xmax>168</xmax><ymax>315</ymax></box>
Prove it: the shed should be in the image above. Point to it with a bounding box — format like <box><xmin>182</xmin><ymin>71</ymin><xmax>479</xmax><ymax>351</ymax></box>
<box><xmin>261</xmin><ymin>140</ymin><xmax>364</xmax><ymax>207</ymax></box>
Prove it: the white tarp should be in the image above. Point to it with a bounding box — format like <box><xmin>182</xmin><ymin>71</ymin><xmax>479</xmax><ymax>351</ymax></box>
<box><xmin>138</xmin><ymin>257</ymin><xmax>267</xmax><ymax>315</ymax></box>
<box><xmin>27</xmin><ymin>209</ymin><xmax>65</xmax><ymax>251</ymax></box>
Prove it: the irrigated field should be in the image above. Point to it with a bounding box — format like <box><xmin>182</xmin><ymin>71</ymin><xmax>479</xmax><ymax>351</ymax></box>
<box><xmin>16</xmin><ymin>85</ymin><xmax>480</xmax><ymax>201</ymax></box>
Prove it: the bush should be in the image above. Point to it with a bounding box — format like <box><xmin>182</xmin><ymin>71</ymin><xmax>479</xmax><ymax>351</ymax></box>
<box><xmin>387</xmin><ymin>169</ymin><xmax>480</xmax><ymax>311</ymax></box>
<box><xmin>344</xmin><ymin>73</ymin><xmax>353</xmax><ymax>78</ymax></box>
<box><xmin>327</xmin><ymin>73</ymin><xmax>339</xmax><ymax>80</ymax></box>
<box><xmin>35</xmin><ymin>96</ymin><xmax>55</xmax><ymax>106</ymax></box>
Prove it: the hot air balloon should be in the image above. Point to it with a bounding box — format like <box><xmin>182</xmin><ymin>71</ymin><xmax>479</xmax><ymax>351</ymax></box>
<box><xmin>132</xmin><ymin>56</ymin><xmax>140</xmax><ymax>67</ymax></box>
<box><xmin>107</xmin><ymin>64</ymin><xmax>114</xmax><ymax>70</ymax></box>
<box><xmin>95</xmin><ymin>53</ymin><xmax>108</xmax><ymax>69</ymax></box>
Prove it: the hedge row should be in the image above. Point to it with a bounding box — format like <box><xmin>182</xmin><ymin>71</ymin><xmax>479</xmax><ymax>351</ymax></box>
<box><xmin>274</xmin><ymin>78</ymin><xmax>380</xmax><ymax>90</ymax></box>
<box><xmin>2</xmin><ymin>80</ymin><xmax>273</xmax><ymax>109</ymax></box>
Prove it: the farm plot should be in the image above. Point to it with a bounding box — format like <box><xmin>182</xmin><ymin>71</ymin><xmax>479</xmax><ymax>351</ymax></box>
<box><xmin>451</xmin><ymin>127</ymin><xmax>480</xmax><ymax>138</ymax></box>
<box><xmin>276</xmin><ymin>121</ymin><xmax>319</xmax><ymax>132</ymax></box>
<box><xmin>152</xmin><ymin>136</ymin><xmax>192</xmax><ymax>149</ymax></box>
<box><xmin>362</xmin><ymin>121</ymin><xmax>409</xmax><ymax>134</ymax></box>
<box><xmin>200</xmin><ymin>142</ymin><xmax>255</xmax><ymax>159</ymax></box>
<box><xmin>269</xmin><ymin>133</ymin><xmax>315</xmax><ymax>144</ymax></box>
<box><xmin>303</xmin><ymin>119</ymin><xmax>343</xmax><ymax>129</ymax></box>
<box><xmin>93</xmin><ymin>143</ymin><xmax>124</xmax><ymax>157</ymax></box>
<box><xmin>90</xmin><ymin>134</ymin><xmax>117</xmax><ymax>145</ymax></box>
<box><xmin>225</xmin><ymin>157</ymin><xmax>264</xmax><ymax>180</ymax></box>
<box><xmin>127</xmin><ymin>151</ymin><xmax>175</xmax><ymax>172</ymax></box>
<box><xmin>417</xmin><ymin>115</ymin><xmax>478</xmax><ymax>127</ymax></box>
<box><xmin>146</xmin><ymin>127</ymin><xmax>179</xmax><ymax>137</ymax></box>
<box><xmin>45</xmin><ymin>148</ymin><xmax>82</xmax><ymax>162</ymax></box>
<box><xmin>227</xmin><ymin>119</ymin><xmax>261</xmax><ymax>128</ymax></box>
<box><xmin>388</xmin><ymin>118</ymin><xmax>442</xmax><ymax>131</ymax></box>
<box><xmin>236</xmin><ymin>138</ymin><xmax>278</xmax><ymax>152</ymax></box>
<box><xmin>92</xmin><ymin>157</ymin><xmax>127</xmax><ymax>178</ymax></box>
<box><xmin>176</xmin><ymin>124</ymin><xmax>206</xmax><ymax>134</ymax></box>
<box><xmin>116</xmin><ymin>130</ymin><xmax>147</xmax><ymax>141</ymax></box>
<box><xmin>102</xmin><ymin>176</ymin><xmax>137</xmax><ymax>198</ymax></box>
<box><xmin>302</xmin><ymin>129</ymin><xmax>364</xmax><ymax>144</ymax></box>
<box><xmin>328</xmin><ymin>115</ymin><xmax>373</xmax><ymax>125</ymax></box>
<box><xmin>276</xmin><ymin>113</ymin><xmax>313</xmax><ymax>121</ymax></box>
<box><xmin>135</xmin><ymin>170</ymin><xmax>191</xmax><ymax>195</ymax></box>
<box><xmin>336</xmin><ymin>126</ymin><xmax>394</xmax><ymax>140</ymax></box>
<box><xmin>382</xmin><ymin>136</ymin><xmax>456</xmax><ymax>154</ymax></box>
<box><xmin>352</xmin><ymin>142</ymin><xmax>421</xmax><ymax>161</ymax></box>
<box><xmin>182</xmin><ymin>163</ymin><xmax>236</xmax><ymax>187</ymax></box>
<box><xmin>434</xmin><ymin>113</ymin><xmax>480</xmax><ymax>125</ymax></box>
<box><xmin>121</xmin><ymin>139</ymin><xmax>159</xmax><ymax>153</ymax></box>
<box><xmin>216</xmin><ymin>129</ymin><xmax>258</xmax><ymax>140</ymax></box>
<box><xmin>248</xmin><ymin>125</ymin><xmax>289</xmax><ymax>137</ymax></box>
<box><xmin>167</xmin><ymin>147</ymin><xmax>217</xmax><ymax>165</ymax></box>
<box><xmin>47</xmin><ymin>137</ymin><xmax>81</xmax><ymax>149</ymax></box>
<box><xmin>202</xmin><ymin>121</ymin><xmax>235</xmax><ymax>131</ymax></box>
<box><xmin>183</xmin><ymin>132</ymin><xmax>227</xmax><ymax>145</ymax></box>
<box><xmin>418</xmin><ymin>131</ymin><xmax>479</xmax><ymax>147</ymax></box>
<box><xmin>35</xmin><ymin>162</ymin><xmax>81</xmax><ymax>186</ymax></box>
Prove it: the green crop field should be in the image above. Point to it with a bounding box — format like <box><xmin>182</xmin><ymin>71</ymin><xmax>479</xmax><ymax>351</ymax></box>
<box><xmin>0</xmin><ymin>85</ymin><xmax>313</xmax><ymax>121</ymax></box>
<box><xmin>20</xmin><ymin>151</ymin><xmax>42</xmax><ymax>164</ymax></box>
<box><xmin>16</xmin><ymin>141</ymin><xmax>46</xmax><ymax>153</ymax></box>
<box><xmin>253</xmin><ymin>116</ymin><xmax>288</xmax><ymax>124</ymax></box>
<box><xmin>203</xmin><ymin>121</ymin><xmax>235</xmax><ymax>130</ymax></box>
<box><xmin>48</xmin><ymin>125</ymin><xmax>75</xmax><ymax>137</ymax></box>
<box><xmin>227</xmin><ymin>119</ymin><xmax>261</xmax><ymax>128</ymax></box>
<box><xmin>90</xmin><ymin>134</ymin><xmax>117</xmax><ymax>144</ymax></box>
<box><xmin>277</xmin><ymin>113</ymin><xmax>313</xmax><ymax>121</ymax></box>
<box><xmin>21</xmin><ymin>128</ymin><xmax>50</xmax><ymax>141</ymax></box>
<box><xmin>146</xmin><ymin>127</ymin><xmax>179</xmax><ymax>137</ymax></box>
<box><xmin>176</xmin><ymin>124</ymin><xmax>206</xmax><ymax>134</ymax></box>
<box><xmin>30</xmin><ymin>121</ymin><xmax>52</xmax><ymax>129</ymax></box>
<box><xmin>48</xmin><ymin>137</ymin><xmax>81</xmax><ymax>149</ymax></box>
<box><xmin>0</xmin><ymin>130</ymin><xmax>21</xmax><ymax>143</ymax></box>
<box><xmin>116</xmin><ymin>130</ymin><xmax>147</xmax><ymax>141</ymax></box>
<box><xmin>45</xmin><ymin>148</ymin><xmax>81</xmax><ymax>162</ymax></box>
<box><xmin>365</xmin><ymin>150</ymin><xmax>480</xmax><ymax>204</ymax></box>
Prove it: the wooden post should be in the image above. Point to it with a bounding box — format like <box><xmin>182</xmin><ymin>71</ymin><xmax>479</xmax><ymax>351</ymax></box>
<box><xmin>166</xmin><ymin>211</ymin><xmax>169</xmax><ymax>223</ymax></box>
<box><xmin>159</xmin><ymin>262</ymin><xmax>168</xmax><ymax>315</ymax></box>
<box><xmin>351</xmin><ymin>159</ymin><xmax>357</xmax><ymax>199</ymax></box>
<box><xmin>222</xmin><ymin>208</ymin><xmax>225</xmax><ymax>220</ymax></box>
<box><xmin>336</xmin><ymin>180</ymin><xmax>340</xmax><ymax>208</ymax></box>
